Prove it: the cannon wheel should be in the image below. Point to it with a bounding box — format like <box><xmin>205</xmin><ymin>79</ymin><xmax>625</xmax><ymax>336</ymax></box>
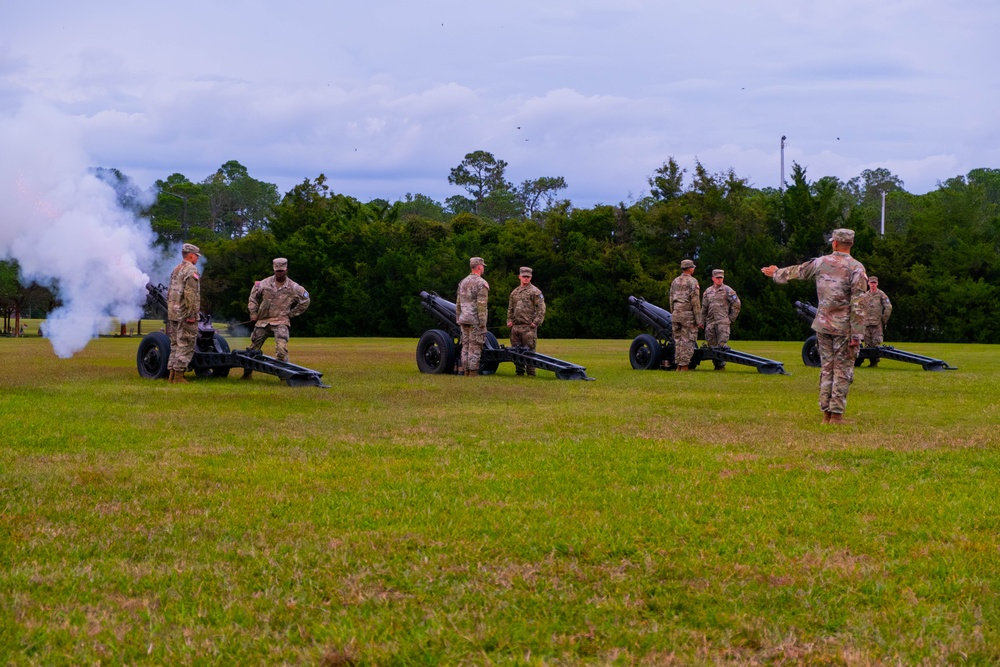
<box><xmin>629</xmin><ymin>334</ymin><xmax>662</xmax><ymax>370</ymax></box>
<box><xmin>195</xmin><ymin>336</ymin><xmax>232</xmax><ymax>378</ymax></box>
<box><xmin>137</xmin><ymin>332</ymin><xmax>170</xmax><ymax>379</ymax></box>
<box><xmin>479</xmin><ymin>332</ymin><xmax>500</xmax><ymax>375</ymax></box>
<box><xmin>802</xmin><ymin>335</ymin><xmax>821</xmax><ymax>368</ymax></box>
<box><xmin>416</xmin><ymin>329</ymin><xmax>456</xmax><ymax>374</ymax></box>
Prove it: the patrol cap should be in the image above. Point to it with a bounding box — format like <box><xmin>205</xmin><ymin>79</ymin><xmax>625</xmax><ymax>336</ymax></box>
<box><xmin>273</xmin><ymin>257</ymin><xmax>288</xmax><ymax>270</ymax></box>
<box><xmin>680</xmin><ymin>259</ymin><xmax>696</xmax><ymax>269</ymax></box>
<box><xmin>519</xmin><ymin>266</ymin><xmax>533</xmax><ymax>277</ymax></box>
<box><xmin>182</xmin><ymin>243</ymin><xmax>200</xmax><ymax>256</ymax></box>
<box><xmin>470</xmin><ymin>257</ymin><xmax>486</xmax><ymax>268</ymax></box>
<box><xmin>831</xmin><ymin>228</ymin><xmax>855</xmax><ymax>245</ymax></box>
<box><xmin>712</xmin><ymin>269</ymin><xmax>725</xmax><ymax>278</ymax></box>
<box><xmin>868</xmin><ymin>276</ymin><xmax>879</xmax><ymax>283</ymax></box>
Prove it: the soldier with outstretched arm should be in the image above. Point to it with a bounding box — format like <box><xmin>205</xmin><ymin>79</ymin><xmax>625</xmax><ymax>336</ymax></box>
<box><xmin>761</xmin><ymin>228</ymin><xmax>867</xmax><ymax>424</ymax></box>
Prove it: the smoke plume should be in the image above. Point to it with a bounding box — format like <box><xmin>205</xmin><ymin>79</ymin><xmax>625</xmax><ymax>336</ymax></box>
<box><xmin>0</xmin><ymin>103</ymin><xmax>159</xmax><ymax>358</ymax></box>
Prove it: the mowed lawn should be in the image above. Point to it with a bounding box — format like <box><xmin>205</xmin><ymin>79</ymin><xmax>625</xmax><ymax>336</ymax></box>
<box><xmin>1</xmin><ymin>335</ymin><xmax>998</xmax><ymax>665</ymax></box>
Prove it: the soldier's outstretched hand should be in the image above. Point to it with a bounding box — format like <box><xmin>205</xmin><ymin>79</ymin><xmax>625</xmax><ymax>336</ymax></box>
<box><xmin>761</xmin><ymin>265</ymin><xmax>777</xmax><ymax>277</ymax></box>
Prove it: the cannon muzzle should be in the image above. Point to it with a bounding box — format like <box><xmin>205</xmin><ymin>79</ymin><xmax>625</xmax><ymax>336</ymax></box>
<box><xmin>628</xmin><ymin>295</ymin><xmax>672</xmax><ymax>338</ymax></box>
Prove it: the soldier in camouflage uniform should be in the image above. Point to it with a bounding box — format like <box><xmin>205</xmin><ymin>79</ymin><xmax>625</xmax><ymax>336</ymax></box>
<box><xmin>506</xmin><ymin>266</ymin><xmax>546</xmax><ymax>376</ymax></box>
<box><xmin>244</xmin><ymin>257</ymin><xmax>311</xmax><ymax>379</ymax></box>
<box><xmin>455</xmin><ymin>257</ymin><xmax>490</xmax><ymax>377</ymax></box>
<box><xmin>166</xmin><ymin>243</ymin><xmax>201</xmax><ymax>384</ymax></box>
<box><xmin>669</xmin><ymin>259</ymin><xmax>703</xmax><ymax>371</ymax></box>
<box><xmin>861</xmin><ymin>276</ymin><xmax>892</xmax><ymax>366</ymax></box>
<box><xmin>701</xmin><ymin>268</ymin><xmax>742</xmax><ymax>369</ymax></box>
<box><xmin>762</xmin><ymin>228</ymin><xmax>867</xmax><ymax>424</ymax></box>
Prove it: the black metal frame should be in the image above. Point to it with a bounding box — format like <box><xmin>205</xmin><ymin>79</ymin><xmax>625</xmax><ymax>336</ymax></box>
<box><xmin>794</xmin><ymin>301</ymin><xmax>956</xmax><ymax>371</ymax></box>
<box><xmin>627</xmin><ymin>295</ymin><xmax>789</xmax><ymax>375</ymax></box>
<box><xmin>417</xmin><ymin>290</ymin><xmax>594</xmax><ymax>380</ymax></box>
<box><xmin>137</xmin><ymin>282</ymin><xmax>329</xmax><ymax>387</ymax></box>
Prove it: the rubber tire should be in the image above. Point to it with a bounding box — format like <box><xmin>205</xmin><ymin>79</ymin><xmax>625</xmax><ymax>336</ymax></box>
<box><xmin>629</xmin><ymin>334</ymin><xmax>662</xmax><ymax>370</ymax></box>
<box><xmin>802</xmin><ymin>335</ymin><xmax>821</xmax><ymax>368</ymax></box>
<box><xmin>137</xmin><ymin>332</ymin><xmax>170</xmax><ymax>379</ymax></box>
<box><xmin>416</xmin><ymin>329</ymin><xmax>456</xmax><ymax>374</ymax></box>
<box><xmin>195</xmin><ymin>335</ymin><xmax>232</xmax><ymax>378</ymax></box>
<box><xmin>477</xmin><ymin>332</ymin><xmax>501</xmax><ymax>375</ymax></box>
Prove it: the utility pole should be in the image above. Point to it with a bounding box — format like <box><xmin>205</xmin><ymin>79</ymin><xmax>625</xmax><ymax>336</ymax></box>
<box><xmin>780</xmin><ymin>135</ymin><xmax>786</xmax><ymax>192</ymax></box>
<box><xmin>880</xmin><ymin>189</ymin><xmax>887</xmax><ymax>235</ymax></box>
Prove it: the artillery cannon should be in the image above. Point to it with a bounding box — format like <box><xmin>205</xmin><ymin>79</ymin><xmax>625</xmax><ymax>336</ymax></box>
<box><xmin>416</xmin><ymin>290</ymin><xmax>594</xmax><ymax>380</ymax></box>
<box><xmin>794</xmin><ymin>300</ymin><xmax>956</xmax><ymax>371</ymax></box>
<box><xmin>136</xmin><ymin>283</ymin><xmax>329</xmax><ymax>387</ymax></box>
<box><xmin>627</xmin><ymin>296</ymin><xmax>788</xmax><ymax>375</ymax></box>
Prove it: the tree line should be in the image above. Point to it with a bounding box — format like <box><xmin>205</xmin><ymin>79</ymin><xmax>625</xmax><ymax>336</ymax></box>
<box><xmin>3</xmin><ymin>153</ymin><xmax>999</xmax><ymax>343</ymax></box>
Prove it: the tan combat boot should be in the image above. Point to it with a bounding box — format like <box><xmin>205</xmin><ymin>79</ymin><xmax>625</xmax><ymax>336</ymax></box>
<box><xmin>173</xmin><ymin>371</ymin><xmax>189</xmax><ymax>384</ymax></box>
<box><xmin>822</xmin><ymin>411</ymin><xmax>832</xmax><ymax>424</ymax></box>
<box><xmin>677</xmin><ymin>365</ymin><xmax>689</xmax><ymax>372</ymax></box>
<box><xmin>828</xmin><ymin>413</ymin><xmax>848</xmax><ymax>425</ymax></box>
<box><xmin>167</xmin><ymin>370</ymin><xmax>175</xmax><ymax>383</ymax></box>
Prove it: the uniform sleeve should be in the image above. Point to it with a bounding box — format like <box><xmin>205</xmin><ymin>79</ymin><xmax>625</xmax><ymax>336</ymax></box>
<box><xmin>772</xmin><ymin>258</ymin><xmax>820</xmax><ymax>285</ymax></box>
<box><xmin>849</xmin><ymin>267</ymin><xmax>867</xmax><ymax>340</ymax></box>
<box><xmin>506</xmin><ymin>290</ymin><xmax>515</xmax><ymax>324</ymax></box>
<box><xmin>183</xmin><ymin>272</ymin><xmax>200</xmax><ymax>320</ymax></box>
<box><xmin>691</xmin><ymin>281</ymin><xmax>703</xmax><ymax>326</ymax></box>
<box><xmin>701</xmin><ymin>289</ymin><xmax>710</xmax><ymax>324</ymax></box>
<box><xmin>534</xmin><ymin>290</ymin><xmax>546</xmax><ymax>326</ymax></box>
<box><xmin>248</xmin><ymin>282</ymin><xmax>261</xmax><ymax>318</ymax></box>
<box><xmin>476</xmin><ymin>282</ymin><xmax>489</xmax><ymax>327</ymax></box>
<box><xmin>729</xmin><ymin>288</ymin><xmax>741</xmax><ymax>322</ymax></box>
<box><xmin>290</xmin><ymin>285</ymin><xmax>311</xmax><ymax>317</ymax></box>
<box><xmin>881</xmin><ymin>292</ymin><xmax>892</xmax><ymax>324</ymax></box>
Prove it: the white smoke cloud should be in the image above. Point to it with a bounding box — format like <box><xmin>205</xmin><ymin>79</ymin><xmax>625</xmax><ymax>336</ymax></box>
<box><xmin>0</xmin><ymin>102</ymin><xmax>159</xmax><ymax>358</ymax></box>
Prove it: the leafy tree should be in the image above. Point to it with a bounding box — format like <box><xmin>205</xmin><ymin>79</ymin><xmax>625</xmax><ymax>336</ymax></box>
<box><xmin>447</xmin><ymin>150</ymin><xmax>513</xmax><ymax>217</ymax></box>
<box><xmin>648</xmin><ymin>157</ymin><xmax>686</xmax><ymax>201</ymax></box>
<box><xmin>518</xmin><ymin>176</ymin><xmax>568</xmax><ymax>217</ymax></box>
<box><xmin>202</xmin><ymin>160</ymin><xmax>280</xmax><ymax>238</ymax></box>
<box><xmin>149</xmin><ymin>174</ymin><xmax>213</xmax><ymax>245</ymax></box>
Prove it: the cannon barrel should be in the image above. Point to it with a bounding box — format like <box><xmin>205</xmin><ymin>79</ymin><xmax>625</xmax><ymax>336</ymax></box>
<box><xmin>145</xmin><ymin>282</ymin><xmax>170</xmax><ymax>321</ymax></box>
<box><xmin>418</xmin><ymin>290</ymin><xmax>461</xmax><ymax>339</ymax></box>
<box><xmin>794</xmin><ymin>300</ymin><xmax>818</xmax><ymax>326</ymax></box>
<box><xmin>628</xmin><ymin>295</ymin><xmax>672</xmax><ymax>339</ymax></box>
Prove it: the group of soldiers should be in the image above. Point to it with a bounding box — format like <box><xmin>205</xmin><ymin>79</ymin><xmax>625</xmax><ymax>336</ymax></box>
<box><xmin>670</xmin><ymin>228</ymin><xmax>892</xmax><ymax>423</ymax></box>
<box><xmin>165</xmin><ymin>245</ymin><xmax>311</xmax><ymax>384</ymax></box>
<box><xmin>165</xmin><ymin>234</ymin><xmax>895</xmax><ymax>424</ymax></box>
<box><xmin>455</xmin><ymin>257</ymin><xmax>546</xmax><ymax>376</ymax></box>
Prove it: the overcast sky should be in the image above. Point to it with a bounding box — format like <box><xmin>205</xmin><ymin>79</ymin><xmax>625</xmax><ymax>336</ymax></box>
<box><xmin>2</xmin><ymin>0</ymin><xmax>997</xmax><ymax>208</ymax></box>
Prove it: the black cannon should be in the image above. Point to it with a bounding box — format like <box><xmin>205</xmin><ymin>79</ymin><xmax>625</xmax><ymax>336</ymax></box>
<box><xmin>135</xmin><ymin>283</ymin><xmax>329</xmax><ymax>387</ymax></box>
<box><xmin>627</xmin><ymin>296</ymin><xmax>788</xmax><ymax>375</ymax></box>
<box><xmin>416</xmin><ymin>290</ymin><xmax>594</xmax><ymax>380</ymax></box>
<box><xmin>794</xmin><ymin>300</ymin><xmax>956</xmax><ymax>371</ymax></box>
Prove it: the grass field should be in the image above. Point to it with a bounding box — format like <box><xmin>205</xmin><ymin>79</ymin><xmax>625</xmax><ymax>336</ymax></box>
<box><xmin>1</xmin><ymin>334</ymin><xmax>998</xmax><ymax>665</ymax></box>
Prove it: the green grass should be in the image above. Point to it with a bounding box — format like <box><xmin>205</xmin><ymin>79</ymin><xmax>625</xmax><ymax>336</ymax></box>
<box><xmin>1</xmin><ymin>336</ymin><xmax>998</xmax><ymax>665</ymax></box>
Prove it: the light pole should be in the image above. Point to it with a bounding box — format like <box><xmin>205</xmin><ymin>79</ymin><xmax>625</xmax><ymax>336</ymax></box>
<box><xmin>880</xmin><ymin>189</ymin><xmax>887</xmax><ymax>235</ymax></box>
<box><xmin>780</xmin><ymin>135</ymin><xmax>786</xmax><ymax>192</ymax></box>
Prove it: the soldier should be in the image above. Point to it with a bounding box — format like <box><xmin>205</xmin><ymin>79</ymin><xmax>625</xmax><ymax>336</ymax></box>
<box><xmin>761</xmin><ymin>228</ymin><xmax>867</xmax><ymax>425</ymax></box>
<box><xmin>701</xmin><ymin>268</ymin><xmax>742</xmax><ymax>369</ymax></box>
<box><xmin>862</xmin><ymin>276</ymin><xmax>893</xmax><ymax>366</ymax></box>
<box><xmin>244</xmin><ymin>257</ymin><xmax>311</xmax><ymax>379</ymax></box>
<box><xmin>669</xmin><ymin>259</ymin><xmax>703</xmax><ymax>371</ymax></box>
<box><xmin>506</xmin><ymin>266</ymin><xmax>546</xmax><ymax>376</ymax></box>
<box><xmin>166</xmin><ymin>243</ymin><xmax>201</xmax><ymax>384</ymax></box>
<box><xmin>455</xmin><ymin>257</ymin><xmax>489</xmax><ymax>377</ymax></box>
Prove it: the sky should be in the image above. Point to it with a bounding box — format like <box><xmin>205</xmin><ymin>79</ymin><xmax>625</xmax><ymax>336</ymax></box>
<box><xmin>1</xmin><ymin>0</ymin><xmax>997</xmax><ymax>208</ymax></box>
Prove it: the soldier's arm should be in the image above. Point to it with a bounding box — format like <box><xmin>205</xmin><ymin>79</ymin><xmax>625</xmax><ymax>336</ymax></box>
<box><xmin>289</xmin><ymin>285</ymin><xmax>310</xmax><ymax>317</ymax></box>
<box><xmin>882</xmin><ymin>293</ymin><xmax>892</xmax><ymax>323</ymax></box>
<box><xmin>248</xmin><ymin>282</ymin><xmax>262</xmax><ymax>318</ymax></box>
<box><xmin>534</xmin><ymin>291</ymin><xmax>545</xmax><ymax>326</ymax></box>
<box><xmin>506</xmin><ymin>291</ymin><xmax>515</xmax><ymax>325</ymax></box>
<box><xmin>771</xmin><ymin>258</ymin><xmax>819</xmax><ymax>284</ymax></box>
<box><xmin>701</xmin><ymin>290</ymin><xmax>709</xmax><ymax>323</ymax></box>
<box><xmin>848</xmin><ymin>267</ymin><xmax>867</xmax><ymax>341</ymax></box>
<box><xmin>692</xmin><ymin>283</ymin><xmax>703</xmax><ymax>326</ymax></box>
<box><xmin>184</xmin><ymin>274</ymin><xmax>200</xmax><ymax>321</ymax></box>
<box><xmin>476</xmin><ymin>285</ymin><xmax>489</xmax><ymax>327</ymax></box>
<box><xmin>729</xmin><ymin>289</ymin><xmax>742</xmax><ymax>322</ymax></box>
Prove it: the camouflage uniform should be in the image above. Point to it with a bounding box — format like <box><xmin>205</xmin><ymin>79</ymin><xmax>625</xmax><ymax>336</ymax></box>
<box><xmin>770</xmin><ymin>239</ymin><xmax>866</xmax><ymax>416</ymax></box>
<box><xmin>669</xmin><ymin>262</ymin><xmax>702</xmax><ymax>367</ymax></box>
<box><xmin>507</xmin><ymin>270</ymin><xmax>546</xmax><ymax>376</ymax></box>
<box><xmin>862</xmin><ymin>286</ymin><xmax>892</xmax><ymax>347</ymax></box>
<box><xmin>702</xmin><ymin>284</ymin><xmax>741</xmax><ymax>347</ymax></box>
<box><xmin>166</xmin><ymin>255</ymin><xmax>200</xmax><ymax>373</ymax></box>
<box><xmin>455</xmin><ymin>261</ymin><xmax>489</xmax><ymax>374</ymax></box>
<box><xmin>247</xmin><ymin>262</ymin><xmax>310</xmax><ymax>362</ymax></box>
